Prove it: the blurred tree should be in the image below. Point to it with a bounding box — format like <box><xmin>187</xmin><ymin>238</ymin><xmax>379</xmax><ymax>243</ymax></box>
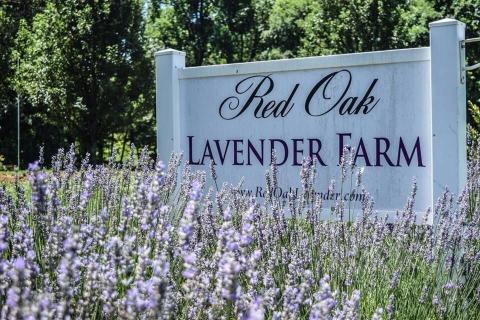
<box><xmin>13</xmin><ymin>0</ymin><xmax>152</xmax><ymax>162</ymax></box>
<box><xmin>259</xmin><ymin>0</ymin><xmax>314</xmax><ymax>59</ymax></box>
<box><xmin>214</xmin><ymin>0</ymin><xmax>255</xmax><ymax>63</ymax></box>
<box><xmin>301</xmin><ymin>0</ymin><xmax>411</xmax><ymax>56</ymax></box>
<box><xmin>468</xmin><ymin>101</ymin><xmax>480</xmax><ymax>148</ymax></box>
<box><xmin>147</xmin><ymin>0</ymin><xmax>216</xmax><ymax>66</ymax></box>
<box><xmin>146</xmin><ymin>0</ymin><xmax>274</xmax><ymax>65</ymax></box>
<box><xmin>395</xmin><ymin>0</ymin><xmax>440</xmax><ymax>48</ymax></box>
<box><xmin>0</xmin><ymin>0</ymin><xmax>48</xmax><ymax>166</ymax></box>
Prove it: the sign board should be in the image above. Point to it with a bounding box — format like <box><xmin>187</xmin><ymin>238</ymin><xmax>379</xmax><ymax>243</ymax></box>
<box><xmin>155</xmin><ymin>18</ymin><xmax>467</xmax><ymax>222</ymax></box>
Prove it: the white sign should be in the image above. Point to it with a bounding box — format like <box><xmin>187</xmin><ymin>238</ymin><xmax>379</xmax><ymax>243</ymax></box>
<box><xmin>155</xmin><ymin>19</ymin><xmax>467</xmax><ymax>221</ymax></box>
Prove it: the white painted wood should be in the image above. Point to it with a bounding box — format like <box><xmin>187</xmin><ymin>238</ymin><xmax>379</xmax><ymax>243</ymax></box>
<box><xmin>178</xmin><ymin>59</ymin><xmax>432</xmax><ymax>218</ymax></box>
<box><xmin>430</xmin><ymin>18</ymin><xmax>467</xmax><ymax>202</ymax></box>
<box><xmin>154</xmin><ymin>19</ymin><xmax>468</xmax><ymax>222</ymax></box>
<box><xmin>155</xmin><ymin>49</ymin><xmax>185</xmax><ymax>160</ymax></box>
<box><xmin>180</xmin><ymin>47</ymin><xmax>431</xmax><ymax>79</ymax></box>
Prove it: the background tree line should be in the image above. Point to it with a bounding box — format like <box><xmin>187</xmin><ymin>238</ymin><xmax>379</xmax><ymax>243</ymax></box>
<box><xmin>0</xmin><ymin>0</ymin><xmax>479</xmax><ymax>166</ymax></box>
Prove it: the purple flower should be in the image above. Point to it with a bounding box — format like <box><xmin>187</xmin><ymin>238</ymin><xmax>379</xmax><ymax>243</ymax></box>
<box><xmin>13</xmin><ymin>257</ymin><xmax>25</xmax><ymax>271</ymax></box>
<box><xmin>0</xmin><ymin>146</ymin><xmax>479</xmax><ymax>318</ymax></box>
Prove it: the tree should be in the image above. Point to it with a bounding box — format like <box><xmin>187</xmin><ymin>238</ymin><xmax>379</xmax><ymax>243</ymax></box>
<box><xmin>301</xmin><ymin>0</ymin><xmax>412</xmax><ymax>56</ymax></box>
<box><xmin>214</xmin><ymin>0</ymin><xmax>255</xmax><ymax>63</ymax></box>
<box><xmin>395</xmin><ymin>0</ymin><xmax>440</xmax><ymax>48</ymax></box>
<box><xmin>13</xmin><ymin>0</ymin><xmax>152</xmax><ymax>162</ymax></box>
<box><xmin>147</xmin><ymin>0</ymin><xmax>216</xmax><ymax>66</ymax></box>
<box><xmin>146</xmin><ymin>0</ymin><xmax>274</xmax><ymax>65</ymax></box>
<box><xmin>0</xmin><ymin>1</ymin><xmax>48</xmax><ymax>166</ymax></box>
<box><xmin>260</xmin><ymin>0</ymin><xmax>313</xmax><ymax>59</ymax></box>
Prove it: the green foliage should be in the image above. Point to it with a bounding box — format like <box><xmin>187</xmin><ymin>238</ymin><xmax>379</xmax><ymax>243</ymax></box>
<box><xmin>396</xmin><ymin>0</ymin><xmax>441</xmax><ymax>47</ymax></box>
<box><xmin>301</xmin><ymin>0</ymin><xmax>414</xmax><ymax>56</ymax></box>
<box><xmin>468</xmin><ymin>101</ymin><xmax>480</xmax><ymax>150</ymax></box>
<box><xmin>0</xmin><ymin>1</ymin><xmax>47</xmax><ymax>167</ymax></box>
<box><xmin>146</xmin><ymin>0</ymin><xmax>273</xmax><ymax>65</ymax></box>
<box><xmin>0</xmin><ymin>154</ymin><xmax>6</xmax><ymax>171</ymax></box>
<box><xmin>147</xmin><ymin>0</ymin><xmax>217</xmax><ymax>66</ymax></box>
<box><xmin>259</xmin><ymin>0</ymin><xmax>313</xmax><ymax>59</ymax></box>
<box><xmin>9</xmin><ymin>0</ymin><xmax>152</xmax><ymax>163</ymax></box>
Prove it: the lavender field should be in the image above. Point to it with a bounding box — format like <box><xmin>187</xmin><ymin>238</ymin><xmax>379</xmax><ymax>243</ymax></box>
<box><xmin>0</xmin><ymin>146</ymin><xmax>479</xmax><ymax>319</ymax></box>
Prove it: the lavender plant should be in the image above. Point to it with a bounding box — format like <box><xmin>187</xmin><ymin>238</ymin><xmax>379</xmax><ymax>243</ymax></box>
<box><xmin>0</xmin><ymin>145</ymin><xmax>479</xmax><ymax>319</ymax></box>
